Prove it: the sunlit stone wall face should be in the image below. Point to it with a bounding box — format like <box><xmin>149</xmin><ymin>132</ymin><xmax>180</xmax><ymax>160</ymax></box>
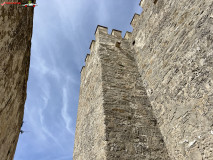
<box><xmin>131</xmin><ymin>0</ymin><xmax>213</xmax><ymax>159</ymax></box>
<box><xmin>0</xmin><ymin>1</ymin><xmax>35</xmax><ymax>159</ymax></box>
<box><xmin>73</xmin><ymin>28</ymin><xmax>107</xmax><ymax>160</ymax></box>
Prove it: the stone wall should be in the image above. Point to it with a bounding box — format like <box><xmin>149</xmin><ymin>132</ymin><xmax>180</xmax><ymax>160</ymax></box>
<box><xmin>75</xmin><ymin>0</ymin><xmax>213</xmax><ymax>159</ymax></box>
<box><xmin>73</xmin><ymin>27</ymin><xmax>107</xmax><ymax>160</ymax></box>
<box><xmin>0</xmin><ymin>1</ymin><xmax>35</xmax><ymax>159</ymax></box>
<box><xmin>131</xmin><ymin>0</ymin><xmax>213</xmax><ymax>159</ymax></box>
<box><xmin>99</xmin><ymin>27</ymin><xmax>170</xmax><ymax>159</ymax></box>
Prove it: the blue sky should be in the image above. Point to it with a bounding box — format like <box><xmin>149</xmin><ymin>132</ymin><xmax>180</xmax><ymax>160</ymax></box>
<box><xmin>14</xmin><ymin>1</ymin><xmax>142</xmax><ymax>160</ymax></box>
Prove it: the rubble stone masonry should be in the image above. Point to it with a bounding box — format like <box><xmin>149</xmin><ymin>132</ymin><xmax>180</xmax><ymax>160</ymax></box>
<box><xmin>131</xmin><ymin>0</ymin><xmax>213</xmax><ymax>159</ymax></box>
<box><xmin>74</xmin><ymin>0</ymin><xmax>213</xmax><ymax>159</ymax></box>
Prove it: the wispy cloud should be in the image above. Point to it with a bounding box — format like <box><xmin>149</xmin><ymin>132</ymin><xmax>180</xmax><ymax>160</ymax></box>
<box><xmin>39</xmin><ymin>107</ymin><xmax>64</xmax><ymax>150</ymax></box>
<box><xmin>61</xmin><ymin>77</ymin><xmax>75</xmax><ymax>135</ymax></box>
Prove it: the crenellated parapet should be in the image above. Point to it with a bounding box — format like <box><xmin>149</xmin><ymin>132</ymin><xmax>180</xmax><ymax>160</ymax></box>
<box><xmin>95</xmin><ymin>25</ymin><xmax>131</xmax><ymax>41</ymax></box>
<box><xmin>111</xmin><ymin>29</ymin><xmax>122</xmax><ymax>38</ymax></box>
<box><xmin>81</xmin><ymin>0</ymin><xmax>147</xmax><ymax>77</ymax></box>
<box><xmin>80</xmin><ymin>54</ymin><xmax>91</xmax><ymax>74</ymax></box>
<box><xmin>81</xmin><ymin>25</ymin><xmax>133</xmax><ymax>75</ymax></box>
<box><xmin>80</xmin><ymin>40</ymin><xmax>96</xmax><ymax>74</ymax></box>
<box><xmin>130</xmin><ymin>0</ymin><xmax>155</xmax><ymax>31</ymax></box>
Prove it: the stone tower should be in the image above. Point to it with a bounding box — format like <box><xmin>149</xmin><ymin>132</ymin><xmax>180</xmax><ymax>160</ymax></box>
<box><xmin>73</xmin><ymin>26</ymin><xmax>170</xmax><ymax>159</ymax></box>
<box><xmin>74</xmin><ymin>0</ymin><xmax>213</xmax><ymax>159</ymax></box>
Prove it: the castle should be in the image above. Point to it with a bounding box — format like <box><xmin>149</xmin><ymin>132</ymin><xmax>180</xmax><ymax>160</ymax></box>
<box><xmin>74</xmin><ymin>0</ymin><xmax>213</xmax><ymax>159</ymax></box>
<box><xmin>0</xmin><ymin>0</ymin><xmax>212</xmax><ymax>159</ymax></box>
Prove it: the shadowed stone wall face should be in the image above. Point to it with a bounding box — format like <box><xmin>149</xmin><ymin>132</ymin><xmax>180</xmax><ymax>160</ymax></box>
<box><xmin>99</xmin><ymin>29</ymin><xmax>170</xmax><ymax>159</ymax></box>
<box><xmin>0</xmin><ymin>1</ymin><xmax>34</xmax><ymax>159</ymax></box>
<box><xmin>131</xmin><ymin>0</ymin><xmax>213</xmax><ymax>159</ymax></box>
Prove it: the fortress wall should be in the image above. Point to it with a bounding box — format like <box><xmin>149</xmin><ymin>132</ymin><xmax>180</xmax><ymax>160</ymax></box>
<box><xmin>131</xmin><ymin>0</ymin><xmax>213</xmax><ymax>159</ymax></box>
<box><xmin>0</xmin><ymin>2</ymin><xmax>35</xmax><ymax>160</ymax></box>
<box><xmin>98</xmin><ymin>27</ymin><xmax>170</xmax><ymax>159</ymax></box>
<box><xmin>73</xmin><ymin>27</ymin><xmax>107</xmax><ymax>160</ymax></box>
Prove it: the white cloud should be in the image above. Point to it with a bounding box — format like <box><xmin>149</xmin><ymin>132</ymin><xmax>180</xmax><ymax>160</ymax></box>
<box><xmin>30</xmin><ymin>40</ymin><xmax>61</xmax><ymax>81</ymax></box>
<box><xmin>39</xmin><ymin>107</ymin><xmax>64</xmax><ymax>151</ymax></box>
<box><xmin>61</xmin><ymin>77</ymin><xmax>75</xmax><ymax>135</ymax></box>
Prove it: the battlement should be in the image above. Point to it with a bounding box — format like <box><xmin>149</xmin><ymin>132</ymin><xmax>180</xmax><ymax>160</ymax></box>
<box><xmin>124</xmin><ymin>31</ymin><xmax>132</xmax><ymax>40</ymax></box>
<box><xmin>81</xmin><ymin>25</ymin><xmax>132</xmax><ymax>76</ymax></box>
<box><xmin>81</xmin><ymin>1</ymin><xmax>144</xmax><ymax>82</ymax></box>
<box><xmin>130</xmin><ymin>13</ymin><xmax>140</xmax><ymax>29</ymax></box>
<box><xmin>80</xmin><ymin>66</ymin><xmax>85</xmax><ymax>74</ymax></box>
<box><xmin>85</xmin><ymin>54</ymin><xmax>90</xmax><ymax>63</ymax></box>
<box><xmin>139</xmin><ymin>0</ymin><xmax>144</xmax><ymax>8</ymax></box>
<box><xmin>81</xmin><ymin>53</ymin><xmax>92</xmax><ymax>74</ymax></box>
<box><xmin>95</xmin><ymin>25</ymin><xmax>108</xmax><ymax>38</ymax></box>
<box><xmin>95</xmin><ymin>25</ymin><xmax>131</xmax><ymax>40</ymax></box>
<box><xmin>80</xmin><ymin>40</ymin><xmax>96</xmax><ymax>74</ymax></box>
<box><xmin>111</xmin><ymin>29</ymin><xmax>122</xmax><ymax>38</ymax></box>
<box><xmin>89</xmin><ymin>40</ymin><xmax>96</xmax><ymax>53</ymax></box>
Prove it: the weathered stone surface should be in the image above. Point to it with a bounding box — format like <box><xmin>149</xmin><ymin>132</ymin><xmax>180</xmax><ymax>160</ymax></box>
<box><xmin>0</xmin><ymin>1</ymin><xmax>35</xmax><ymax>159</ymax></box>
<box><xmin>100</xmin><ymin>28</ymin><xmax>170</xmax><ymax>160</ymax></box>
<box><xmin>75</xmin><ymin>0</ymin><xmax>213</xmax><ymax>159</ymax></box>
<box><xmin>73</xmin><ymin>27</ymin><xmax>107</xmax><ymax>160</ymax></box>
<box><xmin>131</xmin><ymin>0</ymin><xmax>213</xmax><ymax>159</ymax></box>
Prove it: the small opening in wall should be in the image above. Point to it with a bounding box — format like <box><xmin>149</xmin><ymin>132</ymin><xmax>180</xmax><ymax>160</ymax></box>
<box><xmin>160</xmin><ymin>139</ymin><xmax>164</xmax><ymax>143</ymax></box>
<box><xmin>115</xmin><ymin>42</ymin><xmax>121</xmax><ymax>48</ymax></box>
<box><xmin>154</xmin><ymin>0</ymin><xmax>158</xmax><ymax>4</ymax></box>
<box><xmin>132</xmin><ymin>40</ymin><xmax>135</xmax><ymax>45</ymax></box>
